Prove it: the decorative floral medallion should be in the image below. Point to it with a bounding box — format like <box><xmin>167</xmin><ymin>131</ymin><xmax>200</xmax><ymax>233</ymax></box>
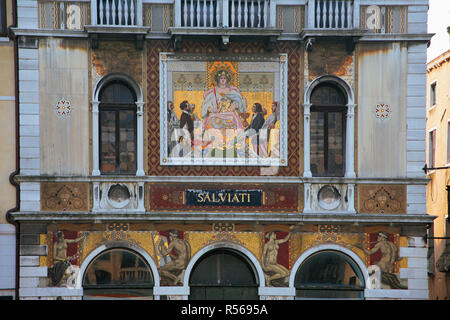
<box><xmin>55</xmin><ymin>98</ymin><xmax>72</xmax><ymax>118</ymax></box>
<box><xmin>375</xmin><ymin>103</ymin><xmax>391</xmax><ymax>120</ymax></box>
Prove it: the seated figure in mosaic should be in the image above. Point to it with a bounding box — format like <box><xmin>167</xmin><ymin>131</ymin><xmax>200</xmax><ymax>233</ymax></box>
<box><xmin>48</xmin><ymin>231</ymin><xmax>84</xmax><ymax>287</ymax></box>
<box><xmin>353</xmin><ymin>232</ymin><xmax>407</xmax><ymax>289</ymax></box>
<box><xmin>158</xmin><ymin>230</ymin><xmax>191</xmax><ymax>286</ymax></box>
<box><xmin>262</xmin><ymin>231</ymin><xmax>292</xmax><ymax>286</ymax></box>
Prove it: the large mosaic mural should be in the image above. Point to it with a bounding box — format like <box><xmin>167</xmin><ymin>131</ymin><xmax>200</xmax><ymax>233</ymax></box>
<box><xmin>159</xmin><ymin>54</ymin><xmax>288</xmax><ymax>167</ymax></box>
<box><xmin>146</xmin><ymin>40</ymin><xmax>301</xmax><ymax>177</ymax></box>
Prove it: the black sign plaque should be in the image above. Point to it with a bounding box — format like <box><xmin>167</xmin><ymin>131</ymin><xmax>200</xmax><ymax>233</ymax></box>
<box><xmin>185</xmin><ymin>189</ymin><xmax>263</xmax><ymax>207</ymax></box>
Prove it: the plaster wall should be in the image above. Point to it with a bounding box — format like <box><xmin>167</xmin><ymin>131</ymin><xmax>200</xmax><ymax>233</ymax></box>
<box><xmin>39</xmin><ymin>38</ymin><xmax>90</xmax><ymax>175</ymax></box>
<box><xmin>357</xmin><ymin>42</ymin><xmax>408</xmax><ymax>178</ymax></box>
<box><xmin>426</xmin><ymin>51</ymin><xmax>450</xmax><ymax>300</ymax></box>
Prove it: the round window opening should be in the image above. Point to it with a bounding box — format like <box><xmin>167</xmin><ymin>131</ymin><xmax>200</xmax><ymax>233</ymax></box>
<box><xmin>107</xmin><ymin>184</ymin><xmax>131</xmax><ymax>208</ymax></box>
<box><xmin>318</xmin><ymin>185</ymin><xmax>341</xmax><ymax>210</ymax></box>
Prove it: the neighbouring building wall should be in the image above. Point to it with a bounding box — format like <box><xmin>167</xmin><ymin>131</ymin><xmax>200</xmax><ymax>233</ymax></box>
<box><xmin>0</xmin><ymin>0</ymin><xmax>16</xmax><ymax>299</ymax></box>
<box><xmin>426</xmin><ymin>50</ymin><xmax>450</xmax><ymax>300</ymax></box>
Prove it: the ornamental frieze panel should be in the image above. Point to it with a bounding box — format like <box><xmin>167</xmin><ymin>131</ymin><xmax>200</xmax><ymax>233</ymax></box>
<box><xmin>39</xmin><ymin>223</ymin><xmax>408</xmax><ymax>290</ymax></box>
<box><xmin>41</xmin><ymin>182</ymin><xmax>89</xmax><ymax>212</ymax></box>
<box><xmin>358</xmin><ymin>184</ymin><xmax>406</xmax><ymax>214</ymax></box>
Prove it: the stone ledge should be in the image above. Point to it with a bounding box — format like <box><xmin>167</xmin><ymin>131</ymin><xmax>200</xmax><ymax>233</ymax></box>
<box><xmin>19</xmin><ymin>245</ymin><xmax>47</xmax><ymax>256</ymax></box>
<box><xmin>20</xmin><ymin>287</ymin><xmax>83</xmax><ymax>298</ymax></box>
<box><xmin>20</xmin><ymin>266</ymin><xmax>47</xmax><ymax>277</ymax></box>
<box><xmin>258</xmin><ymin>286</ymin><xmax>295</xmax><ymax>297</ymax></box>
<box><xmin>364</xmin><ymin>289</ymin><xmax>428</xmax><ymax>300</ymax></box>
<box><xmin>153</xmin><ymin>286</ymin><xmax>189</xmax><ymax>296</ymax></box>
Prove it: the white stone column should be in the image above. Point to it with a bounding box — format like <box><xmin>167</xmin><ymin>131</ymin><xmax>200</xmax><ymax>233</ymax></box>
<box><xmin>222</xmin><ymin>0</ymin><xmax>229</xmax><ymax>27</ymax></box>
<box><xmin>91</xmin><ymin>100</ymin><xmax>100</xmax><ymax>176</ymax></box>
<box><xmin>303</xmin><ymin>183</ymin><xmax>312</xmax><ymax>213</ymax></box>
<box><xmin>174</xmin><ymin>0</ymin><xmax>182</xmax><ymax>27</ymax></box>
<box><xmin>136</xmin><ymin>101</ymin><xmax>145</xmax><ymax>176</ymax></box>
<box><xmin>269</xmin><ymin>0</ymin><xmax>277</xmax><ymax>28</ymax></box>
<box><xmin>303</xmin><ymin>103</ymin><xmax>312</xmax><ymax>177</ymax></box>
<box><xmin>92</xmin><ymin>182</ymin><xmax>100</xmax><ymax>211</ymax></box>
<box><xmin>138</xmin><ymin>182</ymin><xmax>145</xmax><ymax>212</ymax></box>
<box><xmin>91</xmin><ymin>0</ymin><xmax>98</xmax><ymax>25</ymax></box>
<box><xmin>307</xmin><ymin>0</ymin><xmax>315</xmax><ymax>28</ymax></box>
<box><xmin>136</xmin><ymin>0</ymin><xmax>143</xmax><ymax>26</ymax></box>
<box><xmin>345</xmin><ymin>103</ymin><xmax>356</xmax><ymax>178</ymax></box>
<box><xmin>347</xmin><ymin>183</ymin><xmax>356</xmax><ymax>213</ymax></box>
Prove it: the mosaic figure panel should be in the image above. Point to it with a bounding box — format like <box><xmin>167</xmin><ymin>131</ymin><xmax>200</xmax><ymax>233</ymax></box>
<box><xmin>42</xmin><ymin>224</ymin><xmax>408</xmax><ymax>290</ymax></box>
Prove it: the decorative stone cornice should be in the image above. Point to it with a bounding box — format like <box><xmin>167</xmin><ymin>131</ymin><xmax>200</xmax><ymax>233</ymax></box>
<box><xmin>10</xmin><ymin>211</ymin><xmax>436</xmax><ymax>225</ymax></box>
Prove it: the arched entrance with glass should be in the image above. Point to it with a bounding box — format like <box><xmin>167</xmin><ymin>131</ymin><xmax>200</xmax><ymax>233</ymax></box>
<box><xmin>188</xmin><ymin>248</ymin><xmax>259</xmax><ymax>300</ymax></box>
<box><xmin>82</xmin><ymin>248</ymin><xmax>155</xmax><ymax>300</ymax></box>
<box><xmin>293</xmin><ymin>249</ymin><xmax>366</xmax><ymax>300</ymax></box>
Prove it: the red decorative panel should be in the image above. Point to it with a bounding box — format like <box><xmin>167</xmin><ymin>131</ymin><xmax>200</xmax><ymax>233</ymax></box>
<box><xmin>148</xmin><ymin>183</ymin><xmax>301</xmax><ymax>213</ymax></box>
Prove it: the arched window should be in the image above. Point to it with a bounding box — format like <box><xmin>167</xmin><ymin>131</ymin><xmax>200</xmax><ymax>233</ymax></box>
<box><xmin>189</xmin><ymin>249</ymin><xmax>259</xmax><ymax>300</ymax></box>
<box><xmin>82</xmin><ymin>249</ymin><xmax>154</xmax><ymax>300</ymax></box>
<box><xmin>99</xmin><ymin>81</ymin><xmax>137</xmax><ymax>174</ymax></box>
<box><xmin>310</xmin><ymin>83</ymin><xmax>347</xmax><ymax>177</ymax></box>
<box><xmin>294</xmin><ymin>250</ymin><xmax>365</xmax><ymax>300</ymax></box>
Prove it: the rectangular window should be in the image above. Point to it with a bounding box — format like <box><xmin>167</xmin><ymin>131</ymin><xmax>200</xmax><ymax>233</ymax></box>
<box><xmin>447</xmin><ymin>121</ymin><xmax>450</xmax><ymax>164</ymax></box>
<box><xmin>0</xmin><ymin>0</ymin><xmax>6</xmax><ymax>36</ymax></box>
<box><xmin>99</xmin><ymin>109</ymin><xmax>136</xmax><ymax>174</ymax></box>
<box><xmin>310</xmin><ymin>108</ymin><xmax>346</xmax><ymax>177</ymax></box>
<box><xmin>430</xmin><ymin>82</ymin><xmax>437</xmax><ymax>107</ymax></box>
<box><xmin>428</xmin><ymin>129</ymin><xmax>436</xmax><ymax>169</ymax></box>
<box><xmin>446</xmin><ymin>215</ymin><xmax>450</xmax><ymax>248</ymax></box>
<box><xmin>427</xmin><ymin>224</ymin><xmax>435</xmax><ymax>275</ymax></box>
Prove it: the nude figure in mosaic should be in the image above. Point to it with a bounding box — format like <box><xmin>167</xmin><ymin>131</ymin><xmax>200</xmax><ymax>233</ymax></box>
<box><xmin>262</xmin><ymin>231</ymin><xmax>291</xmax><ymax>286</ymax></box>
<box><xmin>48</xmin><ymin>231</ymin><xmax>84</xmax><ymax>286</ymax></box>
<box><xmin>353</xmin><ymin>232</ymin><xmax>406</xmax><ymax>289</ymax></box>
<box><xmin>158</xmin><ymin>230</ymin><xmax>191</xmax><ymax>286</ymax></box>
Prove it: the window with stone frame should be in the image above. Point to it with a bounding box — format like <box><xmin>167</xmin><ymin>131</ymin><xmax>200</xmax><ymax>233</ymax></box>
<box><xmin>430</xmin><ymin>81</ymin><xmax>437</xmax><ymax>107</ymax></box>
<box><xmin>0</xmin><ymin>0</ymin><xmax>6</xmax><ymax>37</ymax></box>
<box><xmin>428</xmin><ymin>128</ymin><xmax>436</xmax><ymax>169</ymax></box>
<box><xmin>447</xmin><ymin>121</ymin><xmax>450</xmax><ymax>164</ymax></box>
<box><xmin>99</xmin><ymin>81</ymin><xmax>137</xmax><ymax>174</ymax></box>
<box><xmin>310</xmin><ymin>83</ymin><xmax>347</xmax><ymax>177</ymax></box>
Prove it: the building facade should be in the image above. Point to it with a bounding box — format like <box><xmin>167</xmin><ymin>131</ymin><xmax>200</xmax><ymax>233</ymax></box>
<box><xmin>426</xmin><ymin>48</ymin><xmax>450</xmax><ymax>300</ymax></box>
<box><xmin>8</xmin><ymin>0</ymin><xmax>433</xmax><ymax>300</ymax></box>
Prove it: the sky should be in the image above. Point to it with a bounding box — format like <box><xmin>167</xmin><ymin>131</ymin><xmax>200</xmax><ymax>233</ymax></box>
<box><xmin>427</xmin><ymin>0</ymin><xmax>450</xmax><ymax>62</ymax></box>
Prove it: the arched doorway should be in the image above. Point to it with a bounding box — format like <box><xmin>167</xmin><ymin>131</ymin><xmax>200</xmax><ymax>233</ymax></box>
<box><xmin>294</xmin><ymin>250</ymin><xmax>365</xmax><ymax>300</ymax></box>
<box><xmin>189</xmin><ymin>248</ymin><xmax>259</xmax><ymax>300</ymax></box>
<box><xmin>82</xmin><ymin>248</ymin><xmax>154</xmax><ymax>300</ymax></box>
